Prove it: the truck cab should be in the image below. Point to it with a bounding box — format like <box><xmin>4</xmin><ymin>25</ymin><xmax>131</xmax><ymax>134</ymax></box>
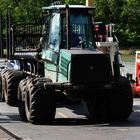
<box><xmin>41</xmin><ymin>5</ymin><xmax>114</xmax><ymax>83</ymax></box>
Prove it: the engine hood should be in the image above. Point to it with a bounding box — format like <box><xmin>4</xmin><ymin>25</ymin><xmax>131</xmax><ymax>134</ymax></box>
<box><xmin>59</xmin><ymin>48</ymin><xmax>112</xmax><ymax>83</ymax></box>
<box><xmin>61</xmin><ymin>48</ymin><xmax>103</xmax><ymax>55</ymax></box>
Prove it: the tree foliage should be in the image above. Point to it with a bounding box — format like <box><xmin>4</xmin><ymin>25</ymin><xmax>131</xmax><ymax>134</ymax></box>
<box><xmin>94</xmin><ymin>0</ymin><xmax>140</xmax><ymax>46</ymax></box>
<box><xmin>0</xmin><ymin>0</ymin><xmax>140</xmax><ymax>46</ymax></box>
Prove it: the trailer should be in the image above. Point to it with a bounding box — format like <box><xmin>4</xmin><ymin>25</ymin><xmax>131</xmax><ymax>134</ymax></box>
<box><xmin>0</xmin><ymin>3</ymin><xmax>133</xmax><ymax>124</ymax></box>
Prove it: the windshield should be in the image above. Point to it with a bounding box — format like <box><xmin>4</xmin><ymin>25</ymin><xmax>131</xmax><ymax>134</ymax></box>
<box><xmin>43</xmin><ymin>11</ymin><xmax>95</xmax><ymax>50</ymax></box>
<box><xmin>70</xmin><ymin>14</ymin><xmax>95</xmax><ymax>49</ymax></box>
<box><xmin>48</xmin><ymin>13</ymin><xmax>61</xmax><ymax>52</ymax></box>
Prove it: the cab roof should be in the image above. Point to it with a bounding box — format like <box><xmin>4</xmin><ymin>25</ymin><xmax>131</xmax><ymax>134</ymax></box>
<box><xmin>42</xmin><ymin>5</ymin><xmax>95</xmax><ymax>10</ymax></box>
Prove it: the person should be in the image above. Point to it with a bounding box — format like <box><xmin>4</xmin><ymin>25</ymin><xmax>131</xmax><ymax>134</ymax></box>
<box><xmin>71</xmin><ymin>32</ymin><xmax>80</xmax><ymax>47</ymax></box>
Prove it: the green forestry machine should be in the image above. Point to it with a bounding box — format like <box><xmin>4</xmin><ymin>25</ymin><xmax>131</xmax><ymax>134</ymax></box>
<box><xmin>0</xmin><ymin>1</ymin><xmax>133</xmax><ymax>124</ymax></box>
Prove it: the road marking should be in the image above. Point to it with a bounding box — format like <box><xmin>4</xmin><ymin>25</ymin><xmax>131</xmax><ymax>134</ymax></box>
<box><xmin>119</xmin><ymin>128</ymin><xmax>129</xmax><ymax>131</ymax></box>
<box><xmin>58</xmin><ymin>112</ymin><xmax>68</xmax><ymax>118</ymax></box>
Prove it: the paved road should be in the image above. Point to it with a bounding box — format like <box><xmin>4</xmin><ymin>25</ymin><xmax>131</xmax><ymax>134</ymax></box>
<box><xmin>0</xmin><ymin>98</ymin><xmax>140</xmax><ymax>140</ymax></box>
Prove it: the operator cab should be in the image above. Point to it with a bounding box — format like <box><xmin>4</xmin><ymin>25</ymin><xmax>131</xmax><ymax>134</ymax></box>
<box><xmin>41</xmin><ymin>5</ymin><xmax>113</xmax><ymax>83</ymax></box>
<box><xmin>42</xmin><ymin>5</ymin><xmax>96</xmax><ymax>52</ymax></box>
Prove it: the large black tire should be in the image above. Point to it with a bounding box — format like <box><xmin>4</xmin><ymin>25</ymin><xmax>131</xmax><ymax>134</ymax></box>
<box><xmin>0</xmin><ymin>69</ymin><xmax>12</xmax><ymax>101</ymax></box>
<box><xmin>108</xmin><ymin>77</ymin><xmax>133</xmax><ymax>120</ymax></box>
<box><xmin>0</xmin><ymin>78</ymin><xmax>4</xmax><ymax>101</ymax></box>
<box><xmin>87</xmin><ymin>77</ymin><xmax>133</xmax><ymax>121</ymax></box>
<box><xmin>3</xmin><ymin>70</ymin><xmax>26</xmax><ymax>106</ymax></box>
<box><xmin>0</xmin><ymin>78</ymin><xmax>3</xmax><ymax>101</ymax></box>
<box><xmin>86</xmin><ymin>91</ymin><xmax>107</xmax><ymax>122</ymax></box>
<box><xmin>25</xmin><ymin>77</ymin><xmax>56</xmax><ymax>124</ymax></box>
<box><xmin>18</xmin><ymin>79</ymin><xmax>28</xmax><ymax>121</ymax></box>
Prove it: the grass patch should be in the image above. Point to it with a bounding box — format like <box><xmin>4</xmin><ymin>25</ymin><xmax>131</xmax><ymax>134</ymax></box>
<box><xmin>120</xmin><ymin>49</ymin><xmax>135</xmax><ymax>62</ymax></box>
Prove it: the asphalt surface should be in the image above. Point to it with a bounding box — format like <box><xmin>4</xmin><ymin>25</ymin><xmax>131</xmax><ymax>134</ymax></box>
<box><xmin>0</xmin><ymin>98</ymin><xmax>140</xmax><ymax>140</ymax></box>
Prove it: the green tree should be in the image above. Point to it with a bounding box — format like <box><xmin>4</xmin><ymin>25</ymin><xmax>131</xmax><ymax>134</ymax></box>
<box><xmin>0</xmin><ymin>0</ymin><xmax>52</xmax><ymax>23</ymax></box>
<box><xmin>64</xmin><ymin>0</ymin><xmax>84</xmax><ymax>5</ymax></box>
<box><xmin>0</xmin><ymin>0</ymin><xmax>140</xmax><ymax>46</ymax></box>
<box><xmin>94</xmin><ymin>0</ymin><xmax>123</xmax><ymax>23</ymax></box>
<box><xmin>94</xmin><ymin>0</ymin><xmax>111</xmax><ymax>22</ymax></box>
<box><xmin>119</xmin><ymin>0</ymin><xmax>140</xmax><ymax>45</ymax></box>
<box><xmin>94</xmin><ymin>0</ymin><xmax>140</xmax><ymax>46</ymax></box>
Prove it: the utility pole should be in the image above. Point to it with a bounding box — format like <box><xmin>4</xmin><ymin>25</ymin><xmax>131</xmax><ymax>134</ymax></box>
<box><xmin>86</xmin><ymin>0</ymin><xmax>93</xmax><ymax>6</ymax></box>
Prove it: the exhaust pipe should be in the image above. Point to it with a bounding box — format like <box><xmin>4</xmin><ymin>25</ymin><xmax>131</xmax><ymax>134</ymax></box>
<box><xmin>86</xmin><ymin>0</ymin><xmax>93</xmax><ymax>6</ymax></box>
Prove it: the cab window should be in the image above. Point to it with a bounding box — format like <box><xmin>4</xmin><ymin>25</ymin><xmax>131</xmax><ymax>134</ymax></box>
<box><xmin>48</xmin><ymin>13</ymin><xmax>61</xmax><ymax>52</ymax></box>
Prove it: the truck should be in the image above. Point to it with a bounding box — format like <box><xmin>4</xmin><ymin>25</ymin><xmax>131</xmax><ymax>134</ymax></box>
<box><xmin>0</xmin><ymin>3</ymin><xmax>133</xmax><ymax>124</ymax></box>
